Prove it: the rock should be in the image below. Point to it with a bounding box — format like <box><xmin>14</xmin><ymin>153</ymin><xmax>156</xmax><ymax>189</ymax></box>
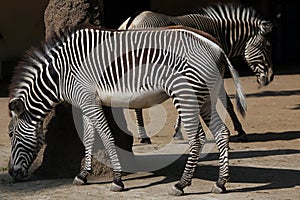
<box><xmin>35</xmin><ymin>0</ymin><xmax>134</xmax><ymax>179</ymax></box>
<box><xmin>44</xmin><ymin>0</ymin><xmax>101</xmax><ymax>41</ymax></box>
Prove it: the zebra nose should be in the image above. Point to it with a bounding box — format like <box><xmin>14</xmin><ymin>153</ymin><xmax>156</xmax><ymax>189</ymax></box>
<box><xmin>257</xmin><ymin>74</ymin><xmax>266</xmax><ymax>86</ymax></box>
<box><xmin>9</xmin><ymin>168</ymin><xmax>23</xmax><ymax>181</ymax></box>
<box><xmin>8</xmin><ymin>162</ymin><xmax>27</xmax><ymax>181</ymax></box>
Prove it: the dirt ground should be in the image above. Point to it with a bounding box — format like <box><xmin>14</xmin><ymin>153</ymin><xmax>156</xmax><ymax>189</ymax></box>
<box><xmin>0</xmin><ymin>73</ymin><xmax>299</xmax><ymax>200</ymax></box>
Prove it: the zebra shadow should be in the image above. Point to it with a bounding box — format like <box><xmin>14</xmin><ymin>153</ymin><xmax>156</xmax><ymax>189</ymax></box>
<box><xmin>230</xmin><ymin>130</ymin><xmax>300</xmax><ymax>143</ymax></box>
<box><xmin>1</xmin><ymin>148</ymin><xmax>299</xmax><ymax>195</ymax></box>
<box><xmin>193</xmin><ymin>164</ymin><xmax>300</xmax><ymax>194</ymax></box>
<box><xmin>111</xmin><ymin>147</ymin><xmax>300</xmax><ymax>195</ymax></box>
<box><xmin>229</xmin><ymin>89</ymin><xmax>300</xmax><ymax>99</ymax></box>
<box><xmin>0</xmin><ymin>171</ymin><xmax>71</xmax><ymax>193</ymax></box>
<box><xmin>246</xmin><ymin>89</ymin><xmax>300</xmax><ymax>98</ymax></box>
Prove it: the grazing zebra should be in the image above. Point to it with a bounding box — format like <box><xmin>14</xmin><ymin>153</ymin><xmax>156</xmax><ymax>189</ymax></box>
<box><xmin>119</xmin><ymin>3</ymin><xmax>274</xmax><ymax>143</ymax></box>
<box><xmin>8</xmin><ymin>25</ymin><xmax>246</xmax><ymax>195</ymax></box>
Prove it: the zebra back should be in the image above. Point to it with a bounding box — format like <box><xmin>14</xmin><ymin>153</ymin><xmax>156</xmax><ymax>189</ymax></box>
<box><xmin>119</xmin><ymin>3</ymin><xmax>274</xmax><ymax>86</ymax></box>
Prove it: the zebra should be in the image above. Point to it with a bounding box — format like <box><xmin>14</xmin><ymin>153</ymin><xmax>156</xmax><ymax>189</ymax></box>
<box><xmin>118</xmin><ymin>3</ymin><xmax>274</xmax><ymax>144</ymax></box>
<box><xmin>8</xmin><ymin>25</ymin><xmax>246</xmax><ymax>195</ymax></box>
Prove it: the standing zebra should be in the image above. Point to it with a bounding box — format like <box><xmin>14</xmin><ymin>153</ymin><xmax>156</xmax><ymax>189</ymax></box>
<box><xmin>119</xmin><ymin>3</ymin><xmax>274</xmax><ymax>143</ymax></box>
<box><xmin>8</xmin><ymin>25</ymin><xmax>246</xmax><ymax>195</ymax></box>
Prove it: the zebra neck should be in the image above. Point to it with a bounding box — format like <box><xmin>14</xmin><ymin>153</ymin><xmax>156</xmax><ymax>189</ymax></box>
<box><xmin>11</xmin><ymin>64</ymin><xmax>61</xmax><ymax>122</ymax></box>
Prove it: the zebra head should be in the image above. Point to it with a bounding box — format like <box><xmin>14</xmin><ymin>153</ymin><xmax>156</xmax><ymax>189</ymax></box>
<box><xmin>8</xmin><ymin>98</ymin><xmax>44</xmax><ymax>181</ymax></box>
<box><xmin>244</xmin><ymin>21</ymin><xmax>274</xmax><ymax>86</ymax></box>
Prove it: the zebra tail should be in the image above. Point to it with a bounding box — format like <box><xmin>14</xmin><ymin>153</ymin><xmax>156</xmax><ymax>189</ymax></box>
<box><xmin>225</xmin><ymin>57</ymin><xmax>247</xmax><ymax>118</ymax></box>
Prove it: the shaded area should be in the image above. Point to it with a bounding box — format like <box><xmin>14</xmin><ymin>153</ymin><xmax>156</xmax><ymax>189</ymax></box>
<box><xmin>129</xmin><ymin>148</ymin><xmax>300</xmax><ymax>195</ymax></box>
<box><xmin>229</xmin><ymin>89</ymin><xmax>300</xmax><ymax>99</ymax></box>
<box><xmin>34</xmin><ymin>104</ymin><xmax>85</xmax><ymax>178</ymax></box>
<box><xmin>90</xmin><ymin>148</ymin><xmax>300</xmax><ymax>195</ymax></box>
<box><xmin>246</xmin><ymin>90</ymin><xmax>300</xmax><ymax>98</ymax></box>
<box><xmin>0</xmin><ymin>83</ymin><xmax>9</xmax><ymax>97</ymax></box>
<box><xmin>2</xmin><ymin>147</ymin><xmax>299</xmax><ymax>195</ymax></box>
<box><xmin>0</xmin><ymin>173</ymin><xmax>71</xmax><ymax>194</ymax></box>
<box><xmin>200</xmin><ymin>148</ymin><xmax>300</xmax><ymax>163</ymax></box>
<box><xmin>290</xmin><ymin>104</ymin><xmax>300</xmax><ymax>110</ymax></box>
<box><xmin>230</xmin><ymin>130</ymin><xmax>300</xmax><ymax>143</ymax></box>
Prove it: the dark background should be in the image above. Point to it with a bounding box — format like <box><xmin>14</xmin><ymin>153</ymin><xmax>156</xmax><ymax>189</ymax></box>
<box><xmin>102</xmin><ymin>0</ymin><xmax>300</xmax><ymax>74</ymax></box>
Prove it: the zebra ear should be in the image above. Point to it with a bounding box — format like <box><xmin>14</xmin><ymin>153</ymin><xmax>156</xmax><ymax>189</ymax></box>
<box><xmin>9</xmin><ymin>98</ymin><xmax>25</xmax><ymax>117</ymax></box>
<box><xmin>260</xmin><ymin>21</ymin><xmax>273</xmax><ymax>35</ymax></box>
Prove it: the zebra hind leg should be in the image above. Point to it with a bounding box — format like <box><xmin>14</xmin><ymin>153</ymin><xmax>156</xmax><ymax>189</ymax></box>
<box><xmin>200</xmin><ymin>98</ymin><xmax>230</xmax><ymax>193</ymax></box>
<box><xmin>169</xmin><ymin>116</ymin><xmax>205</xmax><ymax>196</ymax></box>
<box><xmin>210</xmin><ymin>125</ymin><xmax>230</xmax><ymax>193</ymax></box>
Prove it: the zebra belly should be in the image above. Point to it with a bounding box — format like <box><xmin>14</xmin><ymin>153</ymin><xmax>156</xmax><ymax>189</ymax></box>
<box><xmin>97</xmin><ymin>89</ymin><xmax>169</xmax><ymax>109</ymax></box>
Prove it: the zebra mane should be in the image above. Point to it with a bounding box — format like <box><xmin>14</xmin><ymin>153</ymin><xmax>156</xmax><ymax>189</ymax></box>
<box><xmin>9</xmin><ymin>24</ymin><xmax>122</xmax><ymax>98</ymax></box>
<box><xmin>197</xmin><ymin>3</ymin><xmax>262</xmax><ymax>19</ymax></box>
<box><xmin>197</xmin><ymin>3</ymin><xmax>272</xmax><ymax>35</ymax></box>
<box><xmin>9</xmin><ymin>46</ymin><xmax>46</xmax><ymax>98</ymax></box>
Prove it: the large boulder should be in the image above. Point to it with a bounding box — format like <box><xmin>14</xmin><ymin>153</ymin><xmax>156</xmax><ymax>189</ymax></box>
<box><xmin>44</xmin><ymin>0</ymin><xmax>102</xmax><ymax>41</ymax></box>
<box><xmin>35</xmin><ymin>0</ymin><xmax>134</xmax><ymax>179</ymax></box>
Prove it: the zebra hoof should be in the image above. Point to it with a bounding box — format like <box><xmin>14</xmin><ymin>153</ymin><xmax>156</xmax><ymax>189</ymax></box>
<box><xmin>211</xmin><ymin>183</ymin><xmax>226</xmax><ymax>194</ymax></box>
<box><xmin>110</xmin><ymin>177</ymin><xmax>124</xmax><ymax>192</ymax></box>
<box><xmin>169</xmin><ymin>185</ymin><xmax>184</xmax><ymax>196</ymax></box>
<box><xmin>73</xmin><ymin>176</ymin><xmax>87</xmax><ymax>185</ymax></box>
<box><xmin>110</xmin><ymin>182</ymin><xmax>124</xmax><ymax>192</ymax></box>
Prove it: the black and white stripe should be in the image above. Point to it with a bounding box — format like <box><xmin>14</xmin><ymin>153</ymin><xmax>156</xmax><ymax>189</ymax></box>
<box><xmin>8</xmin><ymin>26</ymin><xmax>246</xmax><ymax>195</ymax></box>
<box><xmin>119</xmin><ymin>3</ymin><xmax>274</xmax><ymax>142</ymax></box>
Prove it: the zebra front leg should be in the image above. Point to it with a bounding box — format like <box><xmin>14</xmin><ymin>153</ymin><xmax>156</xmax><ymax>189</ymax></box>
<box><xmin>135</xmin><ymin>108</ymin><xmax>151</xmax><ymax>144</ymax></box>
<box><xmin>73</xmin><ymin>115</ymin><xmax>93</xmax><ymax>185</ymax></box>
<box><xmin>92</xmin><ymin>106</ymin><xmax>124</xmax><ymax>191</ymax></box>
<box><xmin>78</xmin><ymin>100</ymin><xmax>124</xmax><ymax>191</ymax></box>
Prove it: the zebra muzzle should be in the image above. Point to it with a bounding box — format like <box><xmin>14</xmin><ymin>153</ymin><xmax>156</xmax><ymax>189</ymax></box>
<box><xmin>9</xmin><ymin>168</ymin><xmax>28</xmax><ymax>182</ymax></box>
<box><xmin>257</xmin><ymin>74</ymin><xmax>268</xmax><ymax>87</ymax></box>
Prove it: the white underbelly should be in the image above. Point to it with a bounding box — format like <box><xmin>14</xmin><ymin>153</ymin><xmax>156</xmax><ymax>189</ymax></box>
<box><xmin>98</xmin><ymin>89</ymin><xmax>169</xmax><ymax>109</ymax></box>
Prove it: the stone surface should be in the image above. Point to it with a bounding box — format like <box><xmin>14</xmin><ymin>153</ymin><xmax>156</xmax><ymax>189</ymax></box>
<box><xmin>35</xmin><ymin>0</ymin><xmax>133</xmax><ymax>179</ymax></box>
